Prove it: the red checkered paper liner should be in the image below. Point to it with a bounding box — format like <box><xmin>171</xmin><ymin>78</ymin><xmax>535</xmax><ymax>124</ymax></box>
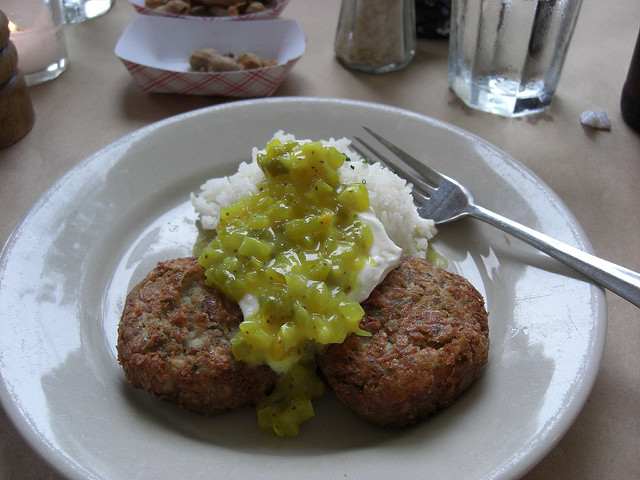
<box><xmin>121</xmin><ymin>59</ymin><xmax>298</xmax><ymax>97</ymax></box>
<box><xmin>129</xmin><ymin>0</ymin><xmax>289</xmax><ymax>21</ymax></box>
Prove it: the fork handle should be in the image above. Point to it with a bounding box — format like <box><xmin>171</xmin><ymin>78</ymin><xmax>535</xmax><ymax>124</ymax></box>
<box><xmin>470</xmin><ymin>204</ymin><xmax>640</xmax><ymax>307</ymax></box>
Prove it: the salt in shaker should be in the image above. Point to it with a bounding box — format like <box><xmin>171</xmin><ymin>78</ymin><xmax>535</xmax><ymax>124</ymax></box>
<box><xmin>335</xmin><ymin>0</ymin><xmax>416</xmax><ymax>74</ymax></box>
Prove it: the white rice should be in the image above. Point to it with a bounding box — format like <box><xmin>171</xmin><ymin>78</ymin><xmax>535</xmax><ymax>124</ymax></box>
<box><xmin>190</xmin><ymin>131</ymin><xmax>437</xmax><ymax>257</ymax></box>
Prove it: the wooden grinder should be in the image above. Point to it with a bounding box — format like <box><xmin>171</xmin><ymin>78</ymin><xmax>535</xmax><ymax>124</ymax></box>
<box><xmin>0</xmin><ymin>9</ymin><xmax>35</xmax><ymax>149</ymax></box>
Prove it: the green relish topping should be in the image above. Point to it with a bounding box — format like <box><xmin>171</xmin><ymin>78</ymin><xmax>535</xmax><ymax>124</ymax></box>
<box><xmin>199</xmin><ymin>138</ymin><xmax>374</xmax><ymax>436</ymax></box>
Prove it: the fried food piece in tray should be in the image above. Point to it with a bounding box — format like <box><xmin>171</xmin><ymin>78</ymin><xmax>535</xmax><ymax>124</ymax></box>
<box><xmin>189</xmin><ymin>48</ymin><xmax>276</xmax><ymax>72</ymax></box>
<box><xmin>145</xmin><ymin>0</ymin><xmax>275</xmax><ymax>17</ymax></box>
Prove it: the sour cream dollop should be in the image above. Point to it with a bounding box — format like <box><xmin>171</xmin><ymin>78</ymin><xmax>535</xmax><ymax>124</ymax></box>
<box><xmin>240</xmin><ymin>209</ymin><xmax>402</xmax><ymax>318</ymax></box>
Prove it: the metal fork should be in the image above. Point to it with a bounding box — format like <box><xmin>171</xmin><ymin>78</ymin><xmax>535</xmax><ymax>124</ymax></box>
<box><xmin>352</xmin><ymin>126</ymin><xmax>640</xmax><ymax>308</ymax></box>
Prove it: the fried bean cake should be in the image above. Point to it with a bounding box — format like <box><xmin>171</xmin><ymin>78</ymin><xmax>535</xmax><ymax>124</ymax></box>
<box><xmin>317</xmin><ymin>254</ymin><xmax>489</xmax><ymax>427</ymax></box>
<box><xmin>117</xmin><ymin>255</ymin><xmax>489</xmax><ymax>427</ymax></box>
<box><xmin>117</xmin><ymin>257</ymin><xmax>277</xmax><ymax>415</ymax></box>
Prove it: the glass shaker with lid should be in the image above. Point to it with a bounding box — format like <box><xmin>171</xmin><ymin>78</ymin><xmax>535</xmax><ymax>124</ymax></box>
<box><xmin>334</xmin><ymin>0</ymin><xmax>416</xmax><ymax>74</ymax></box>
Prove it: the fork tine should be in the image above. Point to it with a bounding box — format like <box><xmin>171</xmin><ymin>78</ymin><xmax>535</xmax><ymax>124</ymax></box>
<box><xmin>351</xmin><ymin>135</ymin><xmax>437</xmax><ymax>198</ymax></box>
<box><xmin>411</xmin><ymin>188</ymin><xmax>431</xmax><ymax>205</ymax></box>
<box><xmin>362</xmin><ymin>126</ymin><xmax>445</xmax><ymax>186</ymax></box>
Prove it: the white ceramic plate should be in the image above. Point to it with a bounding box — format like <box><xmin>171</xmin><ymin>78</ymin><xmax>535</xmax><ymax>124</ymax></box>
<box><xmin>0</xmin><ymin>98</ymin><xmax>606</xmax><ymax>480</ymax></box>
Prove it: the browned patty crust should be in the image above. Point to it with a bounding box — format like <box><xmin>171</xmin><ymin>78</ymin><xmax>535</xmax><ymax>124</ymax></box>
<box><xmin>318</xmin><ymin>254</ymin><xmax>489</xmax><ymax>427</ymax></box>
<box><xmin>117</xmin><ymin>257</ymin><xmax>277</xmax><ymax>415</ymax></box>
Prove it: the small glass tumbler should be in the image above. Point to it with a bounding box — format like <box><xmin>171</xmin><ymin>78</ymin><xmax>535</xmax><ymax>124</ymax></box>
<box><xmin>448</xmin><ymin>0</ymin><xmax>582</xmax><ymax>117</ymax></box>
<box><xmin>61</xmin><ymin>0</ymin><xmax>112</xmax><ymax>24</ymax></box>
<box><xmin>1</xmin><ymin>0</ymin><xmax>68</xmax><ymax>85</ymax></box>
<box><xmin>335</xmin><ymin>0</ymin><xmax>416</xmax><ymax>74</ymax></box>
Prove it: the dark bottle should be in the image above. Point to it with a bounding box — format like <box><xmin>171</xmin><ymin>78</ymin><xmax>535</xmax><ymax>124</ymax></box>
<box><xmin>415</xmin><ymin>0</ymin><xmax>450</xmax><ymax>39</ymax></box>
<box><xmin>621</xmin><ymin>28</ymin><xmax>640</xmax><ymax>133</ymax></box>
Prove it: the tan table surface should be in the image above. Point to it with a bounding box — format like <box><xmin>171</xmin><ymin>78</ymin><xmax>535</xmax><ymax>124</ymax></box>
<box><xmin>1</xmin><ymin>0</ymin><xmax>639</xmax><ymax>478</ymax></box>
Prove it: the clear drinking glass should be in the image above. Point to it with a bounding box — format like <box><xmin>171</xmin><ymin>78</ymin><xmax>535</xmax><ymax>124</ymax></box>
<box><xmin>335</xmin><ymin>0</ymin><xmax>416</xmax><ymax>74</ymax></box>
<box><xmin>61</xmin><ymin>0</ymin><xmax>112</xmax><ymax>24</ymax></box>
<box><xmin>448</xmin><ymin>0</ymin><xmax>582</xmax><ymax>117</ymax></box>
<box><xmin>1</xmin><ymin>0</ymin><xmax>68</xmax><ymax>85</ymax></box>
